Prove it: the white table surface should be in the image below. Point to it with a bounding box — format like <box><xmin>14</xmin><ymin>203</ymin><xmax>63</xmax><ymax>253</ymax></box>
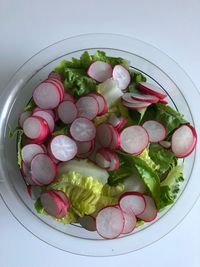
<box><xmin>0</xmin><ymin>0</ymin><xmax>200</xmax><ymax>266</ymax></box>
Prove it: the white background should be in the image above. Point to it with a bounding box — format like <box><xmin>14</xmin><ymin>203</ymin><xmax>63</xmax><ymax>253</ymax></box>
<box><xmin>0</xmin><ymin>0</ymin><xmax>200</xmax><ymax>266</ymax></box>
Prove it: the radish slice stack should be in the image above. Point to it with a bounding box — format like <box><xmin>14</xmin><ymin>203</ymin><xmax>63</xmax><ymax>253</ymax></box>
<box><xmin>21</xmin><ymin>144</ymin><xmax>45</xmax><ymax>163</ymax></box>
<box><xmin>139</xmin><ymin>82</ymin><xmax>167</xmax><ymax>99</ymax></box>
<box><xmin>95</xmin><ymin>148</ymin><xmax>119</xmax><ymax>171</ymax></box>
<box><xmin>57</xmin><ymin>101</ymin><xmax>78</xmax><ymax>124</ymax></box>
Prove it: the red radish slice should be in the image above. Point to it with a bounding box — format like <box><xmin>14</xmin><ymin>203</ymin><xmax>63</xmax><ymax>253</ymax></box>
<box><xmin>27</xmin><ymin>185</ymin><xmax>42</xmax><ymax>200</ymax></box>
<box><xmin>109</xmin><ymin>126</ymin><xmax>120</xmax><ymax>150</ymax></box>
<box><xmin>159</xmin><ymin>98</ymin><xmax>168</xmax><ymax>105</ymax></box>
<box><xmin>95</xmin><ymin>148</ymin><xmax>111</xmax><ymax>169</ymax></box>
<box><xmin>52</xmin><ymin>190</ymin><xmax>70</xmax><ymax>217</ymax></box>
<box><xmin>96</xmin><ymin>123</ymin><xmax>113</xmax><ymax>148</ymax></box>
<box><xmin>33</xmin><ymin>110</ymin><xmax>55</xmax><ymax>133</ymax></box>
<box><xmin>119</xmin><ymin>192</ymin><xmax>146</xmax><ymax>216</ymax></box>
<box><xmin>87</xmin><ymin>61</ymin><xmax>113</xmax><ymax>82</ymax></box>
<box><xmin>79</xmin><ymin>215</ymin><xmax>96</xmax><ymax>231</ymax></box>
<box><xmin>48</xmin><ymin>72</ymin><xmax>61</xmax><ymax>81</ymax></box>
<box><xmin>88</xmin><ymin>141</ymin><xmax>101</xmax><ymax>162</ymax></box>
<box><xmin>47</xmin><ymin>143</ymin><xmax>60</xmax><ymax>164</ymax></box>
<box><xmin>63</xmin><ymin>92</ymin><xmax>76</xmax><ymax>103</ymax></box>
<box><xmin>40</xmin><ymin>191</ymin><xmax>64</xmax><ymax>218</ymax></box>
<box><xmin>171</xmin><ymin>125</ymin><xmax>197</xmax><ymax>158</ymax></box>
<box><xmin>107</xmin><ymin>150</ymin><xmax>119</xmax><ymax>171</ymax></box>
<box><xmin>57</xmin><ymin>101</ymin><xmax>78</xmax><ymax>124</ymax></box>
<box><xmin>159</xmin><ymin>140</ymin><xmax>171</xmax><ymax>149</ymax></box>
<box><xmin>96</xmin><ymin>206</ymin><xmax>124</xmax><ymax>239</ymax></box>
<box><xmin>21</xmin><ymin>144</ymin><xmax>45</xmax><ymax>163</ymax></box>
<box><xmin>116</xmin><ymin>117</ymin><xmax>127</xmax><ymax>131</ymax></box>
<box><xmin>33</xmin><ymin>82</ymin><xmax>61</xmax><ymax>109</ymax></box>
<box><xmin>88</xmin><ymin>93</ymin><xmax>108</xmax><ymax>115</ymax></box>
<box><xmin>120</xmin><ymin>126</ymin><xmax>149</xmax><ymax>154</ymax></box>
<box><xmin>139</xmin><ymin>82</ymin><xmax>167</xmax><ymax>99</ymax></box>
<box><xmin>70</xmin><ymin>118</ymin><xmax>96</xmax><ymax>142</ymax></box>
<box><xmin>19</xmin><ymin>111</ymin><xmax>32</xmax><ymax>128</ymax></box>
<box><xmin>112</xmin><ymin>65</ymin><xmax>131</xmax><ymax>90</ymax></box>
<box><xmin>137</xmin><ymin>195</ymin><xmax>158</xmax><ymax>222</ymax></box>
<box><xmin>33</xmin><ymin>107</ymin><xmax>55</xmax><ymax>120</ymax></box>
<box><xmin>48</xmin><ymin>78</ymin><xmax>65</xmax><ymax>101</ymax></box>
<box><xmin>109</xmin><ymin>115</ymin><xmax>127</xmax><ymax>131</ymax></box>
<box><xmin>50</xmin><ymin>135</ymin><xmax>77</xmax><ymax>161</ymax></box>
<box><xmin>31</xmin><ymin>154</ymin><xmax>57</xmax><ymax>185</ymax></box>
<box><xmin>76</xmin><ymin>96</ymin><xmax>99</xmax><ymax>120</ymax></box>
<box><xmin>76</xmin><ymin>140</ymin><xmax>94</xmax><ymax>155</ymax></box>
<box><xmin>23</xmin><ymin>116</ymin><xmax>49</xmax><ymax>142</ymax></box>
<box><xmin>21</xmin><ymin>161</ymin><xmax>38</xmax><ymax>185</ymax></box>
<box><xmin>122</xmin><ymin>100</ymin><xmax>151</xmax><ymax>110</ymax></box>
<box><xmin>142</xmin><ymin>120</ymin><xmax>166</xmax><ymax>143</ymax></box>
<box><xmin>130</xmin><ymin>92</ymin><xmax>159</xmax><ymax>103</ymax></box>
<box><xmin>121</xmin><ymin>211</ymin><xmax>137</xmax><ymax>234</ymax></box>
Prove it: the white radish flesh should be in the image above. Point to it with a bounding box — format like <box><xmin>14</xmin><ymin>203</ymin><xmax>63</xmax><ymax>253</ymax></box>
<box><xmin>19</xmin><ymin>111</ymin><xmax>32</xmax><ymax>128</ymax></box>
<box><xmin>112</xmin><ymin>65</ymin><xmax>131</xmax><ymax>90</ymax></box>
<box><xmin>87</xmin><ymin>61</ymin><xmax>113</xmax><ymax>82</ymax></box>
<box><xmin>33</xmin><ymin>110</ymin><xmax>55</xmax><ymax>133</ymax></box>
<box><xmin>142</xmin><ymin>120</ymin><xmax>166</xmax><ymax>143</ymax></box>
<box><xmin>33</xmin><ymin>107</ymin><xmax>55</xmax><ymax>120</ymax></box>
<box><xmin>130</xmin><ymin>92</ymin><xmax>159</xmax><ymax>103</ymax></box>
<box><xmin>31</xmin><ymin>154</ymin><xmax>57</xmax><ymax>185</ymax></box>
<box><xmin>70</xmin><ymin>118</ymin><xmax>96</xmax><ymax>142</ymax></box>
<box><xmin>79</xmin><ymin>215</ymin><xmax>96</xmax><ymax>231</ymax></box>
<box><xmin>109</xmin><ymin>126</ymin><xmax>120</xmax><ymax>150</ymax></box>
<box><xmin>33</xmin><ymin>82</ymin><xmax>61</xmax><ymax>109</ymax></box>
<box><xmin>88</xmin><ymin>93</ymin><xmax>108</xmax><ymax>115</ymax></box>
<box><xmin>63</xmin><ymin>92</ymin><xmax>76</xmax><ymax>103</ymax></box>
<box><xmin>120</xmin><ymin>126</ymin><xmax>149</xmax><ymax>154</ymax></box>
<box><xmin>21</xmin><ymin>144</ymin><xmax>45</xmax><ymax>163</ymax></box>
<box><xmin>27</xmin><ymin>185</ymin><xmax>42</xmax><ymax>200</ymax></box>
<box><xmin>107</xmin><ymin>150</ymin><xmax>119</xmax><ymax>171</ymax></box>
<box><xmin>76</xmin><ymin>140</ymin><xmax>94</xmax><ymax>155</ymax></box>
<box><xmin>119</xmin><ymin>192</ymin><xmax>146</xmax><ymax>216</ymax></box>
<box><xmin>48</xmin><ymin>78</ymin><xmax>65</xmax><ymax>101</ymax></box>
<box><xmin>21</xmin><ymin>161</ymin><xmax>39</xmax><ymax>185</ymax></box>
<box><xmin>95</xmin><ymin>148</ymin><xmax>111</xmax><ymax>169</ymax></box>
<box><xmin>96</xmin><ymin>123</ymin><xmax>113</xmax><ymax>148</ymax></box>
<box><xmin>122</xmin><ymin>100</ymin><xmax>151</xmax><ymax>110</ymax></box>
<box><xmin>76</xmin><ymin>96</ymin><xmax>99</xmax><ymax>120</ymax></box>
<box><xmin>96</xmin><ymin>206</ymin><xmax>124</xmax><ymax>239</ymax></box>
<box><xmin>57</xmin><ymin>101</ymin><xmax>78</xmax><ymax>124</ymax></box>
<box><xmin>50</xmin><ymin>135</ymin><xmax>77</xmax><ymax>161</ymax></box>
<box><xmin>137</xmin><ymin>195</ymin><xmax>158</xmax><ymax>222</ymax></box>
<box><xmin>23</xmin><ymin>116</ymin><xmax>49</xmax><ymax>141</ymax></box>
<box><xmin>171</xmin><ymin>125</ymin><xmax>197</xmax><ymax>158</ymax></box>
<box><xmin>139</xmin><ymin>82</ymin><xmax>167</xmax><ymax>99</ymax></box>
<box><xmin>121</xmin><ymin>211</ymin><xmax>137</xmax><ymax>234</ymax></box>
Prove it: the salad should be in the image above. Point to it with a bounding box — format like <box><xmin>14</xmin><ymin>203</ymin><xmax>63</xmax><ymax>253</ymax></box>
<box><xmin>14</xmin><ymin>50</ymin><xmax>197</xmax><ymax>239</ymax></box>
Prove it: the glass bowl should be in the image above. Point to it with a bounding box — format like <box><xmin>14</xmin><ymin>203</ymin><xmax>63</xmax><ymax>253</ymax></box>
<box><xmin>0</xmin><ymin>33</ymin><xmax>199</xmax><ymax>256</ymax></box>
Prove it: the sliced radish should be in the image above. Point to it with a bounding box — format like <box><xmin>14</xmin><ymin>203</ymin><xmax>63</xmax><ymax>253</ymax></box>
<box><xmin>79</xmin><ymin>215</ymin><xmax>96</xmax><ymax>231</ymax></box>
<box><xmin>70</xmin><ymin>118</ymin><xmax>96</xmax><ymax>142</ymax></box>
<box><xmin>88</xmin><ymin>93</ymin><xmax>108</xmax><ymax>115</ymax></box>
<box><xmin>76</xmin><ymin>96</ymin><xmax>99</xmax><ymax>120</ymax></box>
<box><xmin>63</xmin><ymin>92</ymin><xmax>76</xmax><ymax>103</ymax></box>
<box><xmin>95</xmin><ymin>148</ymin><xmax>111</xmax><ymax>169</ymax></box>
<box><xmin>50</xmin><ymin>135</ymin><xmax>77</xmax><ymax>161</ymax></box>
<box><xmin>159</xmin><ymin>98</ymin><xmax>168</xmax><ymax>105</ymax></box>
<box><xmin>21</xmin><ymin>144</ymin><xmax>45</xmax><ymax>163</ymax></box>
<box><xmin>139</xmin><ymin>82</ymin><xmax>167</xmax><ymax>99</ymax></box>
<box><xmin>109</xmin><ymin>126</ymin><xmax>120</xmax><ymax>150</ymax></box>
<box><xmin>33</xmin><ymin>82</ymin><xmax>61</xmax><ymax>109</ymax></box>
<box><xmin>119</xmin><ymin>192</ymin><xmax>146</xmax><ymax>216</ymax></box>
<box><xmin>33</xmin><ymin>107</ymin><xmax>55</xmax><ymax>120</ymax></box>
<box><xmin>116</xmin><ymin>117</ymin><xmax>127</xmax><ymax>131</ymax></box>
<box><xmin>31</xmin><ymin>154</ymin><xmax>57</xmax><ymax>185</ymax></box>
<box><xmin>19</xmin><ymin>111</ymin><xmax>32</xmax><ymax>128</ymax></box>
<box><xmin>23</xmin><ymin>116</ymin><xmax>49</xmax><ymax>142</ymax></box>
<box><xmin>171</xmin><ymin>125</ymin><xmax>197</xmax><ymax>158</ymax></box>
<box><xmin>52</xmin><ymin>190</ymin><xmax>70</xmax><ymax>218</ymax></box>
<box><xmin>123</xmin><ymin>174</ymin><xmax>146</xmax><ymax>194</ymax></box>
<box><xmin>27</xmin><ymin>185</ymin><xmax>42</xmax><ymax>200</ymax></box>
<box><xmin>48</xmin><ymin>72</ymin><xmax>61</xmax><ymax>81</ymax></box>
<box><xmin>88</xmin><ymin>141</ymin><xmax>101</xmax><ymax>162</ymax></box>
<box><xmin>159</xmin><ymin>140</ymin><xmax>171</xmax><ymax>149</ymax></box>
<box><xmin>87</xmin><ymin>61</ymin><xmax>113</xmax><ymax>82</ymax></box>
<box><xmin>137</xmin><ymin>195</ymin><xmax>157</xmax><ymax>222</ymax></box>
<box><xmin>96</xmin><ymin>123</ymin><xmax>113</xmax><ymax>148</ymax></box>
<box><xmin>142</xmin><ymin>120</ymin><xmax>166</xmax><ymax>143</ymax></box>
<box><xmin>106</xmin><ymin>150</ymin><xmax>119</xmax><ymax>171</ymax></box>
<box><xmin>96</xmin><ymin>206</ymin><xmax>124</xmax><ymax>239</ymax></box>
<box><xmin>57</xmin><ymin>101</ymin><xmax>78</xmax><ymax>124</ymax></box>
<box><xmin>47</xmin><ymin>142</ymin><xmax>60</xmax><ymax>164</ymax></box>
<box><xmin>48</xmin><ymin>78</ymin><xmax>65</xmax><ymax>101</ymax></box>
<box><xmin>120</xmin><ymin>126</ymin><xmax>149</xmax><ymax>154</ymax></box>
<box><xmin>112</xmin><ymin>65</ymin><xmax>131</xmax><ymax>90</ymax></box>
<box><xmin>121</xmin><ymin>211</ymin><xmax>137</xmax><ymax>234</ymax></box>
<box><xmin>130</xmin><ymin>92</ymin><xmax>159</xmax><ymax>103</ymax></box>
<box><xmin>108</xmin><ymin>115</ymin><xmax>127</xmax><ymax>132</ymax></box>
<box><xmin>21</xmin><ymin>161</ymin><xmax>38</xmax><ymax>185</ymax></box>
<box><xmin>33</xmin><ymin>110</ymin><xmax>55</xmax><ymax>133</ymax></box>
<box><xmin>76</xmin><ymin>140</ymin><xmax>94</xmax><ymax>155</ymax></box>
<box><xmin>122</xmin><ymin>100</ymin><xmax>151</xmax><ymax>110</ymax></box>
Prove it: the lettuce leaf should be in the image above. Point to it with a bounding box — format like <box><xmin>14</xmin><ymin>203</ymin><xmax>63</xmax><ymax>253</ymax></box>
<box><xmin>128</xmin><ymin>70</ymin><xmax>147</xmax><ymax>93</ymax></box>
<box><xmin>34</xmin><ymin>198</ymin><xmax>77</xmax><ymax>224</ymax></box>
<box><xmin>149</xmin><ymin>143</ymin><xmax>176</xmax><ymax>176</ymax></box>
<box><xmin>24</xmin><ymin>98</ymin><xmax>36</xmax><ymax>112</ymax></box>
<box><xmin>91</xmin><ymin>50</ymin><xmax>129</xmax><ymax>67</ymax></box>
<box><xmin>47</xmin><ymin>171</ymin><xmax>104</xmax><ymax>217</ymax></box>
<box><xmin>138</xmin><ymin>148</ymin><xmax>159</xmax><ymax>171</ymax></box>
<box><xmin>108</xmin><ymin>151</ymin><xmax>160</xmax><ymax>204</ymax></box>
<box><xmin>158</xmin><ymin>164</ymin><xmax>184</xmax><ymax>210</ymax></box>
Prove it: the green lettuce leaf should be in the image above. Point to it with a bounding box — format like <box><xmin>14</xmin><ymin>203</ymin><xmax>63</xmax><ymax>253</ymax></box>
<box><xmin>128</xmin><ymin>70</ymin><xmax>147</xmax><ymax>93</ymax></box>
<box><xmin>138</xmin><ymin>148</ymin><xmax>159</xmax><ymax>171</ymax></box>
<box><xmin>47</xmin><ymin>171</ymin><xmax>104</xmax><ymax>217</ymax></box>
<box><xmin>108</xmin><ymin>151</ymin><xmax>160</xmax><ymax>204</ymax></box>
<box><xmin>92</xmin><ymin>50</ymin><xmax>129</xmax><ymax>67</ymax></box>
<box><xmin>51</xmin><ymin>126</ymin><xmax>68</xmax><ymax>136</ymax></box>
<box><xmin>149</xmin><ymin>143</ymin><xmax>176</xmax><ymax>176</ymax></box>
<box><xmin>34</xmin><ymin>198</ymin><xmax>77</xmax><ymax>224</ymax></box>
<box><xmin>16</xmin><ymin>129</ymin><xmax>24</xmax><ymax>168</ymax></box>
<box><xmin>158</xmin><ymin>164</ymin><xmax>184</xmax><ymax>210</ymax></box>
<box><xmin>24</xmin><ymin>98</ymin><xmax>36</xmax><ymax>112</ymax></box>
